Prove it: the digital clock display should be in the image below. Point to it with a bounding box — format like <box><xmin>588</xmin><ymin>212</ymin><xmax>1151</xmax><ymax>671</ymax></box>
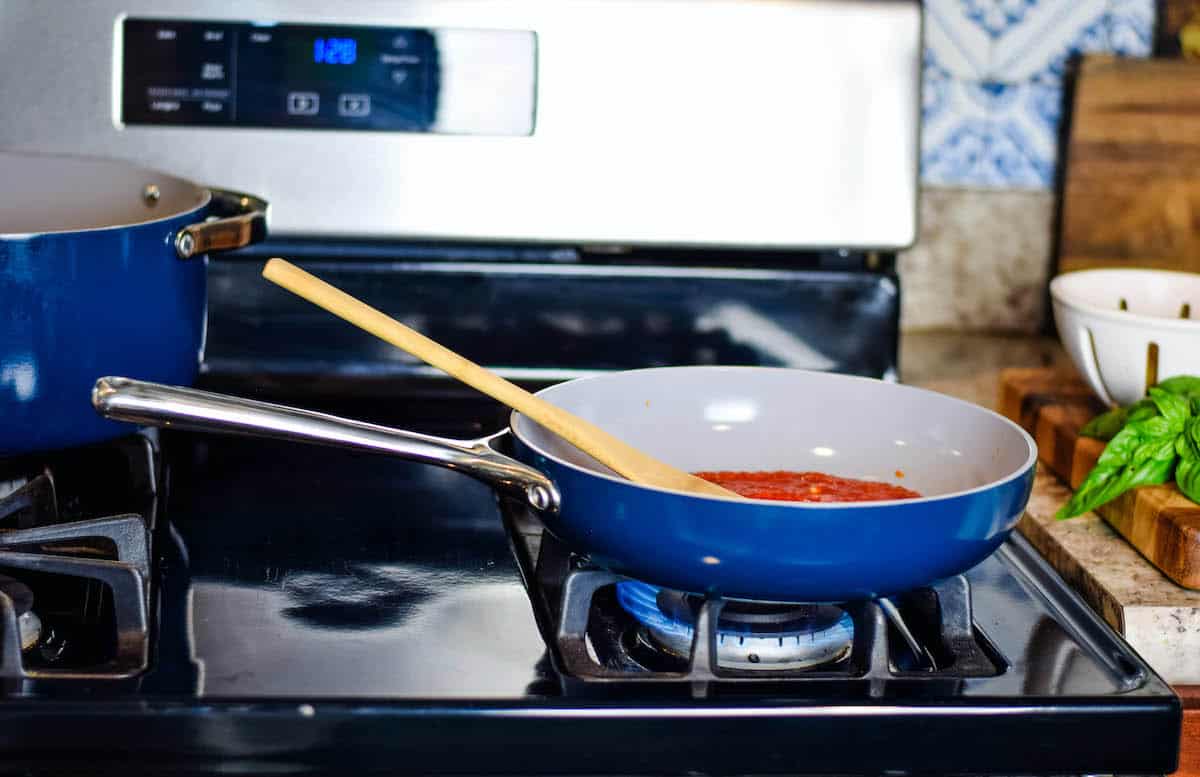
<box><xmin>313</xmin><ymin>37</ymin><xmax>357</xmax><ymax>65</ymax></box>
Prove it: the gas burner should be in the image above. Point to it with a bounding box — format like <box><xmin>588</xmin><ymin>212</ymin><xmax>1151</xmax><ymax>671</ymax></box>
<box><xmin>0</xmin><ymin>575</ymin><xmax>40</xmax><ymax>652</ymax></box>
<box><xmin>616</xmin><ymin>581</ymin><xmax>853</xmax><ymax>671</ymax></box>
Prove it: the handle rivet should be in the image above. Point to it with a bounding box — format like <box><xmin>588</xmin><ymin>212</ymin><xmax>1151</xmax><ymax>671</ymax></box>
<box><xmin>526</xmin><ymin>485</ymin><xmax>553</xmax><ymax>512</ymax></box>
<box><xmin>142</xmin><ymin>184</ymin><xmax>160</xmax><ymax>205</ymax></box>
<box><xmin>176</xmin><ymin>232</ymin><xmax>196</xmax><ymax>258</ymax></box>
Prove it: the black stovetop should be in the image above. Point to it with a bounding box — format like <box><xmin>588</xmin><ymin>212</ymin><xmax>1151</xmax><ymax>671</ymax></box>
<box><xmin>0</xmin><ymin>415</ymin><xmax>1182</xmax><ymax>776</ymax></box>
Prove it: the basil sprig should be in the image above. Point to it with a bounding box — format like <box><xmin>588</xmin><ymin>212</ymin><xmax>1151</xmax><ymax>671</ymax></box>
<box><xmin>1057</xmin><ymin>378</ymin><xmax>1200</xmax><ymax>520</ymax></box>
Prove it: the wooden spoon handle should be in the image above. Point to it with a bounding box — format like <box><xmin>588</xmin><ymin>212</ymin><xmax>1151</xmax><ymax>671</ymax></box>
<box><xmin>262</xmin><ymin>258</ymin><xmax>739</xmax><ymax>499</ymax></box>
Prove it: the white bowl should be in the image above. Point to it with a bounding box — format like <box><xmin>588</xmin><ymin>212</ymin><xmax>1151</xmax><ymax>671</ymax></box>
<box><xmin>1050</xmin><ymin>269</ymin><xmax>1200</xmax><ymax>407</ymax></box>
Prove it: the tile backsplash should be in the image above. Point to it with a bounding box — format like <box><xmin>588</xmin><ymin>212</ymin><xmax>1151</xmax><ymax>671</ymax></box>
<box><xmin>902</xmin><ymin>0</ymin><xmax>1157</xmax><ymax>335</ymax></box>
<box><xmin>921</xmin><ymin>0</ymin><xmax>1155</xmax><ymax>189</ymax></box>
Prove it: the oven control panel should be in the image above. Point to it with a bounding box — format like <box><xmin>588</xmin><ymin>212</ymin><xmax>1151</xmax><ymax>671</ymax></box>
<box><xmin>120</xmin><ymin>18</ymin><xmax>536</xmax><ymax>136</ymax></box>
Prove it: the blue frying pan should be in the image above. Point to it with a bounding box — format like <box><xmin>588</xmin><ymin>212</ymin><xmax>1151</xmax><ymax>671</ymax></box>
<box><xmin>92</xmin><ymin>367</ymin><xmax>1036</xmax><ymax>603</ymax></box>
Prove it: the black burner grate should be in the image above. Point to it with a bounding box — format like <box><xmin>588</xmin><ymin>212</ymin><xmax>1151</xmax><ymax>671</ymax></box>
<box><xmin>504</xmin><ymin>500</ymin><xmax>1005</xmax><ymax>693</ymax></box>
<box><xmin>0</xmin><ymin>434</ymin><xmax>156</xmax><ymax>682</ymax></box>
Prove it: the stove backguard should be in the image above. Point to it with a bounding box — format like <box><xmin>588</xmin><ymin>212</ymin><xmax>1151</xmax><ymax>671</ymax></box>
<box><xmin>203</xmin><ymin>241</ymin><xmax>900</xmax><ymax>392</ymax></box>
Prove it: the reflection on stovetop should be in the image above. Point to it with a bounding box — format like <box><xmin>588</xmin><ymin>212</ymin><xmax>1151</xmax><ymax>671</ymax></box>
<box><xmin>142</xmin><ymin>430</ymin><xmax>554</xmax><ymax>698</ymax></box>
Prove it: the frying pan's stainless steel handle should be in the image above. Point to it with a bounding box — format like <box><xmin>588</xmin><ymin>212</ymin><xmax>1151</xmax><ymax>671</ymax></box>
<box><xmin>91</xmin><ymin>377</ymin><xmax>559</xmax><ymax>513</ymax></box>
<box><xmin>175</xmin><ymin>189</ymin><xmax>268</xmax><ymax>259</ymax></box>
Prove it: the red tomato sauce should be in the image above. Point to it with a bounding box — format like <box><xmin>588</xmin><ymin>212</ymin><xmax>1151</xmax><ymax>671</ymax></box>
<box><xmin>693</xmin><ymin>471</ymin><xmax>921</xmax><ymax>503</ymax></box>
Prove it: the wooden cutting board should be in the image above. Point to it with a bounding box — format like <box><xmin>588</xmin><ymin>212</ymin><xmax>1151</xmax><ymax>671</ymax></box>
<box><xmin>1057</xmin><ymin>56</ymin><xmax>1200</xmax><ymax>276</ymax></box>
<box><xmin>1000</xmin><ymin>367</ymin><xmax>1200</xmax><ymax>589</ymax></box>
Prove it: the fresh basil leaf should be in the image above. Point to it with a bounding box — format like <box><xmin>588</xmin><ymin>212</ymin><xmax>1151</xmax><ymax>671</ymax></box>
<box><xmin>1132</xmin><ymin>434</ymin><xmax>1178</xmax><ymax>467</ymax></box>
<box><xmin>1149</xmin><ymin>387</ymin><xmax>1192</xmax><ymax>430</ymax></box>
<box><xmin>1128</xmin><ymin>398</ymin><xmax>1163</xmax><ymax>423</ymax></box>
<box><xmin>1057</xmin><ymin>466</ymin><xmax>1124</xmax><ymax>520</ymax></box>
<box><xmin>1128</xmin><ymin>415</ymin><xmax>1176</xmax><ymax>439</ymax></box>
<box><xmin>1157</xmin><ymin>375</ymin><xmax>1200</xmax><ymax>398</ymax></box>
<box><xmin>1057</xmin><ymin>447</ymin><xmax>1177</xmax><ymax>520</ymax></box>
<box><xmin>1060</xmin><ymin>376</ymin><xmax>1200</xmax><ymax>520</ymax></box>
<box><xmin>1095</xmin><ymin>424</ymin><xmax>1145</xmax><ymax>469</ymax></box>
<box><xmin>1057</xmin><ymin>421</ymin><xmax>1180</xmax><ymax>520</ymax></box>
<box><xmin>1127</xmin><ymin>453</ymin><xmax>1176</xmax><ymax>490</ymax></box>
<box><xmin>1177</xmin><ymin>458</ymin><xmax>1200</xmax><ymax>504</ymax></box>
<box><xmin>1179</xmin><ymin>417</ymin><xmax>1200</xmax><ymax>461</ymax></box>
<box><xmin>1176</xmin><ymin>433</ymin><xmax>1199</xmax><ymax>461</ymax></box>
<box><xmin>1080</xmin><ymin>407</ymin><xmax>1130</xmax><ymax>440</ymax></box>
<box><xmin>1057</xmin><ymin>425</ymin><xmax>1136</xmax><ymax>519</ymax></box>
<box><xmin>1080</xmin><ymin>398</ymin><xmax>1161</xmax><ymax>441</ymax></box>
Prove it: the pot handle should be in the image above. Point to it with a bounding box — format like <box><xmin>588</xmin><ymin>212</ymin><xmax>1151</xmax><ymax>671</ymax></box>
<box><xmin>91</xmin><ymin>377</ymin><xmax>560</xmax><ymax>513</ymax></box>
<box><xmin>175</xmin><ymin>188</ymin><xmax>269</xmax><ymax>259</ymax></box>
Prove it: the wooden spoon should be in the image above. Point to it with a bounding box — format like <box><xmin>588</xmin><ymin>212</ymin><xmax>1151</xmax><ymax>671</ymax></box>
<box><xmin>262</xmin><ymin>258</ymin><xmax>741</xmax><ymax>499</ymax></box>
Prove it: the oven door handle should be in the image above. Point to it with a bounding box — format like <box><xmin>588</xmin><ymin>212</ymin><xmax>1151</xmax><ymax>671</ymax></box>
<box><xmin>90</xmin><ymin>376</ymin><xmax>560</xmax><ymax>513</ymax></box>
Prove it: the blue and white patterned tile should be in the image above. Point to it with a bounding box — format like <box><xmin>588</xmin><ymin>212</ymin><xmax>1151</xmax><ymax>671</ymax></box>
<box><xmin>918</xmin><ymin>0</ymin><xmax>1157</xmax><ymax>189</ymax></box>
<box><xmin>1107</xmin><ymin>0</ymin><xmax>1156</xmax><ymax>57</ymax></box>
<box><xmin>988</xmin><ymin>0</ymin><xmax>1111</xmax><ymax>83</ymax></box>
<box><xmin>921</xmin><ymin>80</ymin><xmax>1064</xmax><ymax>189</ymax></box>
<box><xmin>924</xmin><ymin>0</ymin><xmax>994</xmax><ymax>79</ymax></box>
<box><xmin>920</xmin><ymin>76</ymin><xmax>993</xmax><ymax>187</ymax></box>
<box><xmin>975</xmin><ymin>80</ymin><xmax>1063</xmax><ymax>188</ymax></box>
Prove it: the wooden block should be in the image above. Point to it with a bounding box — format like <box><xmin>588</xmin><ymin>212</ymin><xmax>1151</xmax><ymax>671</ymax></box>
<box><xmin>1058</xmin><ymin>57</ymin><xmax>1200</xmax><ymax>276</ymax></box>
<box><xmin>1034</xmin><ymin>404</ymin><xmax>1095</xmax><ymax>484</ymax></box>
<box><xmin>1099</xmin><ymin>487</ymin><xmax>1200</xmax><ymax>590</ymax></box>
<box><xmin>997</xmin><ymin>368</ymin><xmax>1099</xmax><ymax>434</ymax></box>
<box><xmin>999</xmin><ymin>367</ymin><xmax>1200</xmax><ymax>590</ymax></box>
<box><xmin>1070</xmin><ymin>436</ymin><xmax>1106</xmax><ymax>490</ymax></box>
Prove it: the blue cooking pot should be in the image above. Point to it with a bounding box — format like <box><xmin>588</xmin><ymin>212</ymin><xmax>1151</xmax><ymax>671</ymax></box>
<box><xmin>0</xmin><ymin>152</ymin><xmax>266</xmax><ymax>455</ymax></box>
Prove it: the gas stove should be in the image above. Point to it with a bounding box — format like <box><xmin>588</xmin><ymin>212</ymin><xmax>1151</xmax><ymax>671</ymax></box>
<box><xmin>0</xmin><ymin>417</ymin><xmax>1180</xmax><ymax>775</ymax></box>
<box><xmin>0</xmin><ymin>0</ymin><xmax>1183</xmax><ymax>773</ymax></box>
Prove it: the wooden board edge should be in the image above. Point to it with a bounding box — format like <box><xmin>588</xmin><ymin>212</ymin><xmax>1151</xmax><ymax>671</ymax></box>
<box><xmin>1098</xmin><ymin>495</ymin><xmax>1200</xmax><ymax>591</ymax></box>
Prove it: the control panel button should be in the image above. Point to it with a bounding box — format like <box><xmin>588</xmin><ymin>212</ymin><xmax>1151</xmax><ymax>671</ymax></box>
<box><xmin>338</xmin><ymin>94</ymin><xmax>371</xmax><ymax>118</ymax></box>
<box><xmin>287</xmin><ymin>92</ymin><xmax>320</xmax><ymax>116</ymax></box>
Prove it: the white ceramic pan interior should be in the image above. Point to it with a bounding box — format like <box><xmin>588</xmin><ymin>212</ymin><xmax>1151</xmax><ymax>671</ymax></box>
<box><xmin>518</xmin><ymin>366</ymin><xmax>1035</xmax><ymax>503</ymax></box>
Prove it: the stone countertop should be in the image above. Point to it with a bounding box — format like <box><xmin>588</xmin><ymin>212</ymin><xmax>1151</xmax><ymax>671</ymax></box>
<box><xmin>900</xmin><ymin>331</ymin><xmax>1200</xmax><ymax>686</ymax></box>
